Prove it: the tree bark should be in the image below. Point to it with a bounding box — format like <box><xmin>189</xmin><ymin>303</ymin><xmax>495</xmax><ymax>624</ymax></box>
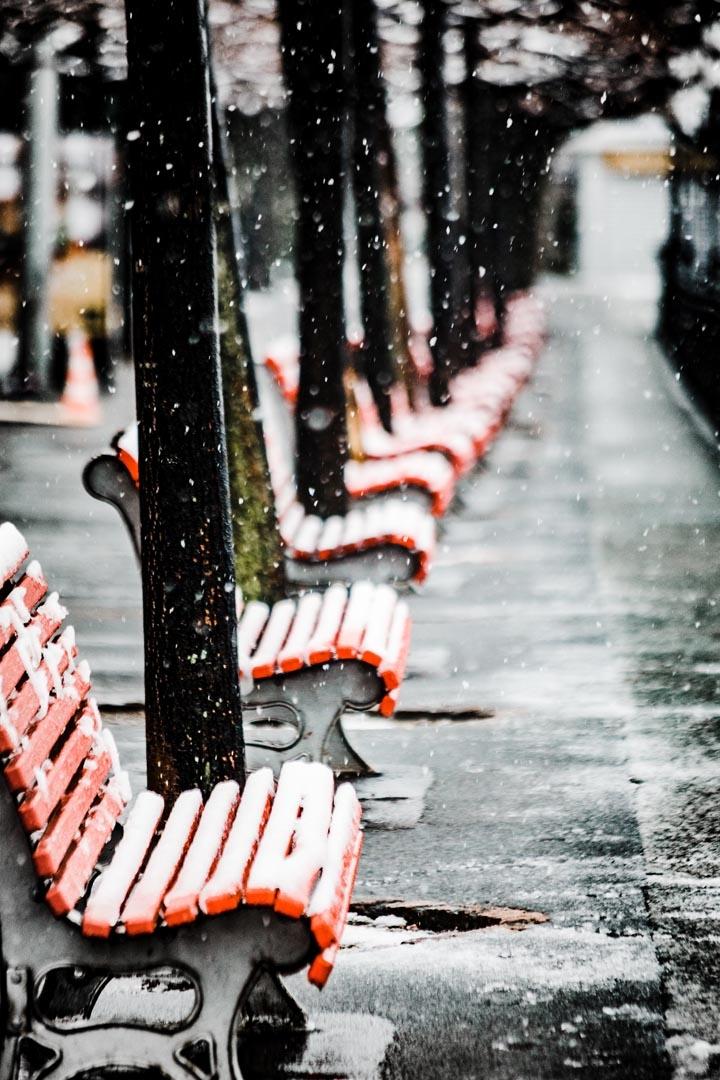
<box><xmin>279</xmin><ymin>0</ymin><xmax>349</xmax><ymax>518</ymax></box>
<box><xmin>375</xmin><ymin>106</ymin><xmax>417</xmax><ymax>407</ymax></box>
<box><xmin>213</xmin><ymin>99</ymin><xmax>286</xmax><ymax>603</ymax></box>
<box><xmin>125</xmin><ymin>0</ymin><xmax>244</xmax><ymax>798</ymax></box>
<box><xmin>348</xmin><ymin>0</ymin><xmax>395</xmax><ymax>432</ymax></box>
<box><xmin>418</xmin><ymin>0</ymin><xmax>454</xmax><ymax>405</ymax></box>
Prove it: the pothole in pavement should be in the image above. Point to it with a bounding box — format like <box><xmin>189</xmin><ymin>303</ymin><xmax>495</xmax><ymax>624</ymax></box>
<box><xmin>349</xmin><ymin>900</ymin><xmax>549</xmax><ymax>934</ymax></box>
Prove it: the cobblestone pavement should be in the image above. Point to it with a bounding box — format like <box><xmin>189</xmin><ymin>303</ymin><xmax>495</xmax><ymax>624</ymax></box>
<box><xmin>1</xmin><ymin>286</ymin><xmax>719</xmax><ymax>1077</ymax></box>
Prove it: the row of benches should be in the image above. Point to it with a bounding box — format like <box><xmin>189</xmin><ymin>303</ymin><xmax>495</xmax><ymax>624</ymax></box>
<box><xmin>82</xmin><ymin>293</ymin><xmax>545</xmax><ymax>776</ymax></box>
<box><xmin>0</xmin><ymin>294</ymin><xmax>544</xmax><ymax>1078</ymax></box>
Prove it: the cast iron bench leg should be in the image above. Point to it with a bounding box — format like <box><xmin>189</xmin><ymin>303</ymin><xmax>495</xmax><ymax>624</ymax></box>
<box><xmin>245</xmin><ymin>661</ymin><xmax>381</xmax><ymax>776</ymax></box>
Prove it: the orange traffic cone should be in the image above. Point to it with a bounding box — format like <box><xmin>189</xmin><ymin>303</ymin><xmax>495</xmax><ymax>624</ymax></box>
<box><xmin>60</xmin><ymin>329</ymin><xmax>102</xmax><ymax>426</ymax></box>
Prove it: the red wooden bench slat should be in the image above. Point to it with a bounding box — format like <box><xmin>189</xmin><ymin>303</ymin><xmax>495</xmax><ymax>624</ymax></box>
<box><xmin>33</xmin><ymin>749</ymin><xmax>112</xmax><ymax>878</ymax></box>
<box><xmin>308</xmin><ymin>782</ymin><xmax>362</xmax><ymax>950</ymax></box>
<box><xmin>5</xmin><ymin>667</ymin><xmax>92</xmax><ymax>792</ymax></box>
<box><xmin>237</xmin><ymin>601</ymin><xmax>270</xmax><ymax>677</ymax></box>
<box><xmin>315</xmin><ymin>516</ymin><xmax>345</xmax><ymax>561</ymax></box>
<box><xmin>358</xmin><ymin>585</ymin><xmax>398</xmax><ymax>667</ymax></box>
<box><xmin>0</xmin><ymin>631</ymin><xmax>76</xmax><ymax>754</ymax></box>
<box><xmin>45</xmin><ymin>784</ymin><xmax>125</xmax><ymax>916</ymax></box>
<box><xmin>250</xmin><ymin>598</ymin><xmax>296</xmax><ymax>679</ymax></box>
<box><xmin>199</xmin><ymin>768</ymin><xmax>275</xmax><ymax>915</ymax></box>
<box><xmin>336</xmin><ymin>582</ymin><xmax>377</xmax><ymax>660</ymax></box>
<box><xmin>82</xmin><ymin>790</ymin><xmax>165</xmax><ymax>937</ymax></box>
<box><xmin>0</xmin><ymin>567</ymin><xmax>48</xmax><ymax>651</ymax></box>
<box><xmin>122</xmin><ymin>788</ymin><xmax>204</xmax><ymax>935</ymax></box>
<box><xmin>306</xmin><ymin>584</ymin><xmax>348</xmax><ymax>665</ymax></box>
<box><xmin>277</xmin><ymin>592</ymin><xmax>323</xmax><ymax>673</ymax></box>
<box><xmin>377</xmin><ymin>600</ymin><xmax>412</xmax><ymax>693</ymax></box>
<box><xmin>19</xmin><ymin>704</ymin><xmax>98</xmax><ymax>833</ymax></box>
<box><xmin>245</xmin><ymin>762</ymin><xmax>334</xmax><ymax>918</ymax></box>
<box><xmin>162</xmin><ymin>780</ymin><xmax>240</xmax><ymax>926</ymax></box>
<box><xmin>0</xmin><ymin>600</ymin><xmax>66</xmax><ymax>704</ymax></box>
<box><xmin>291</xmin><ymin>514</ymin><xmax>324</xmax><ymax>557</ymax></box>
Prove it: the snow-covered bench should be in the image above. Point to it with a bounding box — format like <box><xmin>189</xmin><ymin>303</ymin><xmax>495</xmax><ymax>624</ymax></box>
<box><xmin>84</xmin><ymin>425</ymin><xmax>435</xmax><ymax>586</ymax></box>
<box><xmin>82</xmin><ymin>447</ymin><xmax>414</xmax><ymax>773</ymax></box>
<box><xmin>260</xmin><ymin>357</ymin><xmax>457</xmax><ymax>518</ymax></box>
<box><xmin>0</xmin><ymin>522</ymin><xmax>362</xmax><ymax>1080</ymax></box>
<box><xmin>264</xmin><ymin>291</ymin><xmax>545</xmax><ymax>466</ymax></box>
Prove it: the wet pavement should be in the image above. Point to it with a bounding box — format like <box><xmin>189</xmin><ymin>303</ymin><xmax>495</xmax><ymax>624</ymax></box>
<box><xmin>1</xmin><ymin>286</ymin><xmax>720</xmax><ymax>1077</ymax></box>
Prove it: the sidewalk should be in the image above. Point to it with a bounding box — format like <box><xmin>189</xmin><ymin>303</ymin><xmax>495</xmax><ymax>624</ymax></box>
<box><xmin>1</xmin><ymin>288</ymin><xmax>718</xmax><ymax>1077</ymax></box>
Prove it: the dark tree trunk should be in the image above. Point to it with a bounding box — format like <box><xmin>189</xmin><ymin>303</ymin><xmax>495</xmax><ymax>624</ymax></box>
<box><xmin>497</xmin><ymin>104</ymin><xmax>548</xmax><ymax>300</ymax></box>
<box><xmin>279</xmin><ymin>0</ymin><xmax>349</xmax><ymax>517</ymax></box>
<box><xmin>213</xmin><ymin>98</ymin><xmax>286</xmax><ymax>603</ymax></box>
<box><xmin>125</xmin><ymin>0</ymin><xmax>244</xmax><ymax>798</ymax></box>
<box><xmin>348</xmin><ymin>0</ymin><xmax>394</xmax><ymax>432</ymax></box>
<box><xmin>464</xmin><ymin>72</ymin><xmax>505</xmax><ymax>345</ymax></box>
<box><xmin>418</xmin><ymin>0</ymin><xmax>454</xmax><ymax>405</ymax></box>
<box><xmin>460</xmin><ymin>20</ymin><xmax>486</xmax><ymax>356</ymax></box>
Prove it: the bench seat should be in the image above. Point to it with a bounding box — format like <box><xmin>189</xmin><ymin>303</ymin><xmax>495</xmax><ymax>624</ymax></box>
<box><xmin>0</xmin><ymin>522</ymin><xmax>361</xmax><ymax>991</ymax></box>
<box><xmin>237</xmin><ymin>580</ymin><xmax>411</xmax><ymax>718</ymax></box>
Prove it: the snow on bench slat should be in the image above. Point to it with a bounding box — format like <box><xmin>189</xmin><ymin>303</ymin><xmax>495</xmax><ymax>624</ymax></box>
<box><xmin>5</xmin><ymin>667</ymin><xmax>91</xmax><ymax>792</ymax></box>
<box><xmin>0</xmin><ymin>600</ymin><xmax>67</xmax><ymax>709</ymax></box>
<box><xmin>83</xmin><ymin>789</ymin><xmax>165</xmax><ymax>937</ymax></box>
<box><xmin>336</xmin><ymin>582</ymin><xmax>378</xmax><ymax>660</ymax></box>
<box><xmin>19</xmin><ymin>704</ymin><xmax>98</xmax><ymax>833</ymax></box>
<box><xmin>0</xmin><ymin>567</ymin><xmax>48</xmax><ymax>651</ymax></box>
<box><xmin>277</xmin><ymin>592</ymin><xmax>323</xmax><ymax>672</ymax></box>
<box><xmin>46</xmin><ymin>784</ymin><xmax>126</xmax><ymax>917</ymax></box>
<box><xmin>291</xmin><ymin>514</ymin><xmax>324</xmax><ymax>557</ymax></box>
<box><xmin>358</xmin><ymin>585</ymin><xmax>398</xmax><ymax>667</ymax></box>
<box><xmin>34</xmin><ymin>750</ymin><xmax>112</xmax><ymax>878</ymax></box>
<box><xmin>250</xmin><ymin>598</ymin><xmax>296</xmax><ymax>679</ymax></box>
<box><xmin>246</xmin><ymin>762</ymin><xmax>334</xmax><ymax>918</ymax></box>
<box><xmin>345</xmin><ymin>451</ymin><xmax>455</xmax><ymax>516</ymax></box>
<box><xmin>122</xmin><ymin>788</ymin><xmax>203</xmax><ymax>935</ymax></box>
<box><xmin>0</xmin><ymin>631</ymin><xmax>76</xmax><ymax>753</ymax></box>
<box><xmin>338</xmin><ymin>508</ymin><xmax>366</xmax><ymax>550</ymax></box>
<box><xmin>316</xmin><ymin>516</ymin><xmax>345</xmax><ymax>560</ymax></box>
<box><xmin>200</xmin><ymin>768</ymin><xmax>275</xmax><ymax>915</ymax></box>
<box><xmin>377</xmin><ymin>599</ymin><xmax>412</xmax><ymax>693</ymax></box>
<box><xmin>279</xmin><ymin>501</ymin><xmax>304</xmax><ymax>545</ymax></box>
<box><xmin>308</xmin><ymin>782</ymin><xmax>362</xmax><ymax>949</ymax></box>
<box><xmin>163</xmin><ymin>780</ymin><xmax>240</xmax><ymax>926</ymax></box>
<box><xmin>307</xmin><ymin>584</ymin><xmax>348</xmax><ymax>665</ymax></box>
<box><xmin>0</xmin><ymin>522</ymin><xmax>28</xmax><ymax>589</ymax></box>
<box><xmin>237</xmin><ymin>601</ymin><xmax>270</xmax><ymax>677</ymax></box>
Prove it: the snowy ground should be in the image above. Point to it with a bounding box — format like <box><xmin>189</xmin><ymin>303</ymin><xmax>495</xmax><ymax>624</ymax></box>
<box><xmin>1</xmin><ymin>284</ymin><xmax>719</xmax><ymax>1077</ymax></box>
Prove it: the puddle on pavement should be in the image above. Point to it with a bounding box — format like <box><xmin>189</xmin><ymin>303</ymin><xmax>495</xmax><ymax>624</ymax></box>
<box><xmin>349</xmin><ymin>900</ymin><xmax>549</xmax><ymax>934</ymax></box>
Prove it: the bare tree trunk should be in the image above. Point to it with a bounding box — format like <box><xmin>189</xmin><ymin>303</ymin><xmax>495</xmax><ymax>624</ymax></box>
<box><xmin>279</xmin><ymin>0</ymin><xmax>349</xmax><ymax>518</ymax></box>
<box><xmin>418</xmin><ymin>0</ymin><xmax>454</xmax><ymax>405</ymax></box>
<box><xmin>213</xmin><ymin>100</ymin><xmax>286</xmax><ymax>603</ymax></box>
<box><xmin>125</xmin><ymin>0</ymin><xmax>244</xmax><ymax>798</ymax></box>
<box><xmin>347</xmin><ymin>0</ymin><xmax>395</xmax><ymax>432</ymax></box>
